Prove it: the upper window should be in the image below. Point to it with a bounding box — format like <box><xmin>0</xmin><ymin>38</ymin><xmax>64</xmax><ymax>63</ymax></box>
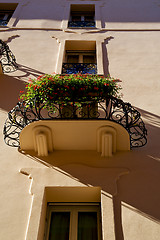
<box><xmin>62</xmin><ymin>41</ymin><xmax>97</xmax><ymax>74</ymax></box>
<box><xmin>68</xmin><ymin>4</ymin><xmax>95</xmax><ymax>28</ymax></box>
<box><xmin>0</xmin><ymin>3</ymin><xmax>18</xmax><ymax>26</ymax></box>
<box><xmin>44</xmin><ymin>203</ymin><xmax>101</xmax><ymax>240</ymax></box>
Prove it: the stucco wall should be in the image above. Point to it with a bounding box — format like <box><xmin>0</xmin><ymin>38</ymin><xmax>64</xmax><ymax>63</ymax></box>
<box><xmin>0</xmin><ymin>0</ymin><xmax>160</xmax><ymax>239</ymax></box>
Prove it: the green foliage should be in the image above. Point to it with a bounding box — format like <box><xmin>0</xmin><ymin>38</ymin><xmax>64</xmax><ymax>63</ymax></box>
<box><xmin>19</xmin><ymin>74</ymin><xmax>122</xmax><ymax>108</ymax></box>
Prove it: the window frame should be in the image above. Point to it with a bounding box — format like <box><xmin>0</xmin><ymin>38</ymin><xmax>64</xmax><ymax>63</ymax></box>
<box><xmin>61</xmin><ymin>3</ymin><xmax>102</xmax><ymax>29</ymax></box>
<box><xmin>61</xmin><ymin>41</ymin><xmax>98</xmax><ymax>74</ymax></box>
<box><xmin>65</xmin><ymin>50</ymin><xmax>96</xmax><ymax>64</ymax></box>
<box><xmin>44</xmin><ymin>203</ymin><xmax>102</xmax><ymax>240</ymax></box>
<box><xmin>56</xmin><ymin>40</ymin><xmax>103</xmax><ymax>75</ymax></box>
<box><xmin>68</xmin><ymin>4</ymin><xmax>96</xmax><ymax>28</ymax></box>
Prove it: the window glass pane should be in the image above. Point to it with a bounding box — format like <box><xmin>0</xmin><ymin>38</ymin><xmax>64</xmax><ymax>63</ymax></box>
<box><xmin>83</xmin><ymin>55</ymin><xmax>95</xmax><ymax>63</ymax></box>
<box><xmin>0</xmin><ymin>13</ymin><xmax>5</xmax><ymax>20</ymax></box>
<box><xmin>49</xmin><ymin>212</ymin><xmax>70</xmax><ymax>240</ymax></box>
<box><xmin>67</xmin><ymin>55</ymin><xmax>79</xmax><ymax>63</ymax></box>
<box><xmin>84</xmin><ymin>16</ymin><xmax>94</xmax><ymax>21</ymax></box>
<box><xmin>72</xmin><ymin>16</ymin><xmax>81</xmax><ymax>21</ymax></box>
<box><xmin>78</xmin><ymin>212</ymin><xmax>98</xmax><ymax>240</ymax></box>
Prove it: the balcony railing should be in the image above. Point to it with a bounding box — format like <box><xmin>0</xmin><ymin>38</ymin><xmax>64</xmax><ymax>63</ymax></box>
<box><xmin>3</xmin><ymin>96</ymin><xmax>147</xmax><ymax>148</ymax></box>
<box><xmin>62</xmin><ymin>63</ymin><xmax>97</xmax><ymax>74</ymax></box>
<box><xmin>0</xmin><ymin>39</ymin><xmax>18</xmax><ymax>73</ymax></box>
<box><xmin>68</xmin><ymin>21</ymin><xmax>95</xmax><ymax>28</ymax></box>
<box><xmin>0</xmin><ymin>20</ymin><xmax>8</xmax><ymax>26</ymax></box>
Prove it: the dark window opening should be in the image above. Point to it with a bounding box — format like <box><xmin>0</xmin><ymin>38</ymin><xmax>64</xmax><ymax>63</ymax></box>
<box><xmin>62</xmin><ymin>41</ymin><xmax>97</xmax><ymax>74</ymax></box>
<box><xmin>45</xmin><ymin>204</ymin><xmax>101</xmax><ymax>240</ymax></box>
<box><xmin>68</xmin><ymin>4</ymin><xmax>95</xmax><ymax>28</ymax></box>
<box><xmin>0</xmin><ymin>3</ymin><xmax>18</xmax><ymax>26</ymax></box>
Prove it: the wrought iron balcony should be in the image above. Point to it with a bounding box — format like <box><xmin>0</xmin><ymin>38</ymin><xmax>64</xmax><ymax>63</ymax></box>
<box><xmin>0</xmin><ymin>20</ymin><xmax>8</xmax><ymax>26</ymax></box>
<box><xmin>68</xmin><ymin>21</ymin><xmax>95</xmax><ymax>28</ymax></box>
<box><xmin>62</xmin><ymin>63</ymin><xmax>97</xmax><ymax>74</ymax></box>
<box><xmin>3</xmin><ymin>96</ymin><xmax>147</xmax><ymax>148</ymax></box>
<box><xmin>0</xmin><ymin>39</ymin><xmax>18</xmax><ymax>73</ymax></box>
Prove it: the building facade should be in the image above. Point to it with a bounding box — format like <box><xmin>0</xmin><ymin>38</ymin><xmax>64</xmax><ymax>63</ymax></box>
<box><xmin>0</xmin><ymin>0</ymin><xmax>160</xmax><ymax>239</ymax></box>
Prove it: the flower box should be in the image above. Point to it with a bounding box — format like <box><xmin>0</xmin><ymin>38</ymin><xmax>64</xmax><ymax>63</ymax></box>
<box><xmin>20</xmin><ymin>74</ymin><xmax>122</xmax><ymax>109</ymax></box>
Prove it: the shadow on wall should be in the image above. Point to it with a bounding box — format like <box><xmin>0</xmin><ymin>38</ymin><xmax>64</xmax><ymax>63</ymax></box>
<box><xmin>100</xmin><ymin>0</ymin><xmax>160</xmax><ymax>27</ymax></box>
<box><xmin>19</xmin><ymin>109</ymin><xmax>160</xmax><ymax>240</ymax></box>
<box><xmin>0</xmin><ymin>34</ymin><xmax>111</xmax><ymax>111</ymax></box>
<box><xmin>16</xmin><ymin>64</ymin><xmax>45</xmax><ymax>80</ymax></box>
<box><xmin>1</xmin><ymin>63</ymin><xmax>160</xmax><ymax>239</ymax></box>
<box><xmin>0</xmin><ymin>65</ymin><xmax>44</xmax><ymax>111</ymax></box>
<box><xmin>102</xmin><ymin>36</ymin><xmax>114</xmax><ymax>76</ymax></box>
<box><xmin>12</xmin><ymin>1</ymin><xmax>160</xmax><ymax>26</ymax></box>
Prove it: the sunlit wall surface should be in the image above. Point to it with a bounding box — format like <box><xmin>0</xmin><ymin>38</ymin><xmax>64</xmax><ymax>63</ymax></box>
<box><xmin>0</xmin><ymin>0</ymin><xmax>160</xmax><ymax>240</ymax></box>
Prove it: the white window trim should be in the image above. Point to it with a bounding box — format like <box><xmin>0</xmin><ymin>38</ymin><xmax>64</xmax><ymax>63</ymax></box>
<box><xmin>56</xmin><ymin>40</ymin><xmax>104</xmax><ymax>75</ymax></box>
<box><xmin>18</xmin><ymin>181</ymin><xmax>115</xmax><ymax>240</ymax></box>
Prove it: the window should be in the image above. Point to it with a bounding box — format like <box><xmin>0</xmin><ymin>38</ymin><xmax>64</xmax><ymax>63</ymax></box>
<box><xmin>62</xmin><ymin>41</ymin><xmax>97</xmax><ymax>74</ymax></box>
<box><xmin>45</xmin><ymin>203</ymin><xmax>101</xmax><ymax>240</ymax></box>
<box><xmin>68</xmin><ymin>4</ymin><xmax>95</xmax><ymax>28</ymax></box>
<box><xmin>66</xmin><ymin>50</ymin><xmax>96</xmax><ymax>64</ymax></box>
<box><xmin>0</xmin><ymin>3</ymin><xmax>18</xmax><ymax>26</ymax></box>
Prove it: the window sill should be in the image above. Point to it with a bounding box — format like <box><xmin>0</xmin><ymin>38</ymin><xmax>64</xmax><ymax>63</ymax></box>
<box><xmin>0</xmin><ymin>25</ymin><xmax>8</xmax><ymax>28</ymax></box>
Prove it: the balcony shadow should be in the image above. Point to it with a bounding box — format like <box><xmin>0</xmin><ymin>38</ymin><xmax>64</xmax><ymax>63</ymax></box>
<box><xmin>0</xmin><ymin>65</ymin><xmax>44</xmax><ymax>111</ymax></box>
<box><xmin>102</xmin><ymin>37</ymin><xmax>114</xmax><ymax>76</ymax></box>
<box><xmin>0</xmin><ymin>74</ymin><xmax>25</xmax><ymax>111</ymax></box>
<box><xmin>15</xmin><ymin>64</ymin><xmax>45</xmax><ymax>79</ymax></box>
<box><xmin>113</xmin><ymin>195</ymin><xmax>124</xmax><ymax>240</ymax></box>
<box><xmin>17</xmin><ymin>107</ymin><xmax>160</xmax><ymax>239</ymax></box>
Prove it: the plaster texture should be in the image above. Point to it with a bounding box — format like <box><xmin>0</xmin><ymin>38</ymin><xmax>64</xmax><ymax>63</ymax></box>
<box><xmin>0</xmin><ymin>0</ymin><xmax>160</xmax><ymax>239</ymax></box>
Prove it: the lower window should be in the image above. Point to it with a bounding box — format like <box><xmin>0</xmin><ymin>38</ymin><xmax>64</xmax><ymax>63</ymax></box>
<box><xmin>44</xmin><ymin>203</ymin><xmax>101</xmax><ymax>240</ymax></box>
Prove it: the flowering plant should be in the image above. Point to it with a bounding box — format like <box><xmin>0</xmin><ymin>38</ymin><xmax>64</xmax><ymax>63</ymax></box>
<box><xmin>20</xmin><ymin>74</ymin><xmax>121</xmax><ymax>108</ymax></box>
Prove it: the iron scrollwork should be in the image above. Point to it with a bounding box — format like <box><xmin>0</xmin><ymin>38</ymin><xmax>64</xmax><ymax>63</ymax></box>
<box><xmin>3</xmin><ymin>96</ymin><xmax>147</xmax><ymax>148</ymax></box>
<box><xmin>68</xmin><ymin>21</ymin><xmax>95</xmax><ymax>28</ymax></box>
<box><xmin>0</xmin><ymin>39</ymin><xmax>18</xmax><ymax>73</ymax></box>
<box><xmin>62</xmin><ymin>63</ymin><xmax>97</xmax><ymax>74</ymax></box>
